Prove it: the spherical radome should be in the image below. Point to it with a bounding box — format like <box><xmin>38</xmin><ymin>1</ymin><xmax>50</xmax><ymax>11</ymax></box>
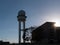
<box><xmin>18</xmin><ymin>10</ymin><xmax>25</xmax><ymax>15</ymax></box>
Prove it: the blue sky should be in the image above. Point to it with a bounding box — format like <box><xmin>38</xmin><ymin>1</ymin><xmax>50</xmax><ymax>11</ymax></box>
<box><xmin>0</xmin><ymin>0</ymin><xmax>60</xmax><ymax>43</ymax></box>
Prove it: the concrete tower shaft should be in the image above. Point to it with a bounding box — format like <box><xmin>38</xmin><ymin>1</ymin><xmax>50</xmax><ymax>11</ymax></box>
<box><xmin>17</xmin><ymin>10</ymin><xmax>27</xmax><ymax>44</ymax></box>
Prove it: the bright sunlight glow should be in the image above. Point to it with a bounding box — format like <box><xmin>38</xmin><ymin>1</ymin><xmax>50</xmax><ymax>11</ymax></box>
<box><xmin>54</xmin><ymin>20</ymin><xmax>60</xmax><ymax>27</ymax></box>
<box><xmin>51</xmin><ymin>19</ymin><xmax>60</xmax><ymax>27</ymax></box>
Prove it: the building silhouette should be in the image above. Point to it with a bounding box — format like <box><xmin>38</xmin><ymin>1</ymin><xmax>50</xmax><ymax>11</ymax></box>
<box><xmin>0</xmin><ymin>40</ymin><xmax>10</xmax><ymax>45</ymax></box>
<box><xmin>32</xmin><ymin>22</ymin><xmax>60</xmax><ymax>43</ymax></box>
<box><xmin>56</xmin><ymin>27</ymin><xmax>60</xmax><ymax>43</ymax></box>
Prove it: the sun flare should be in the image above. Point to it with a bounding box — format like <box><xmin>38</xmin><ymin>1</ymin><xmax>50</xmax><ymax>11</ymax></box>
<box><xmin>54</xmin><ymin>20</ymin><xmax>60</xmax><ymax>27</ymax></box>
